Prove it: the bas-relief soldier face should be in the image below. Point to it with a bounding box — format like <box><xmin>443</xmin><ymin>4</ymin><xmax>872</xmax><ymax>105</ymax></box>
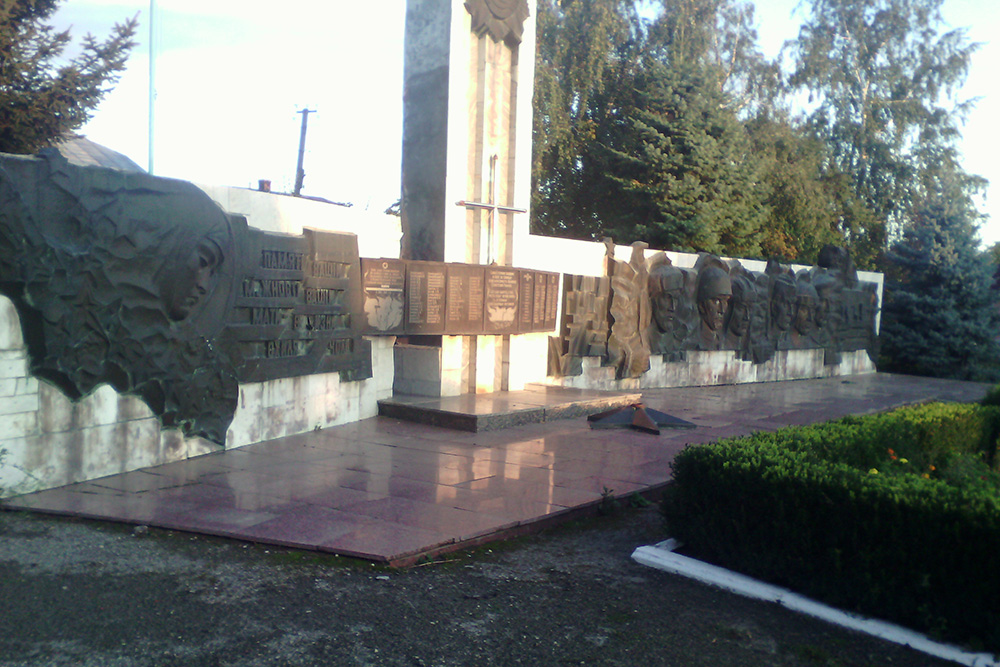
<box><xmin>699</xmin><ymin>295</ymin><xmax>730</xmax><ymax>332</ymax></box>
<box><xmin>160</xmin><ymin>240</ymin><xmax>223</xmax><ymax>321</ymax></box>
<box><xmin>649</xmin><ymin>267</ymin><xmax>685</xmax><ymax>333</ymax></box>
<box><xmin>727</xmin><ymin>293</ymin><xmax>753</xmax><ymax>337</ymax></box>
<box><xmin>794</xmin><ymin>296</ymin><xmax>816</xmax><ymax>335</ymax></box>
<box><xmin>771</xmin><ymin>282</ymin><xmax>796</xmax><ymax>331</ymax></box>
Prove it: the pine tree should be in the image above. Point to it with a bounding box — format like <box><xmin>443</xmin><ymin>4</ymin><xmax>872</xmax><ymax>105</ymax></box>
<box><xmin>879</xmin><ymin>167</ymin><xmax>1000</xmax><ymax>381</ymax></box>
<box><xmin>0</xmin><ymin>0</ymin><xmax>138</xmax><ymax>154</ymax></box>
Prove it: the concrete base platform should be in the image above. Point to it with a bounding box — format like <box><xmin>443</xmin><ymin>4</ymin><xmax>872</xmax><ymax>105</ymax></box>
<box><xmin>377</xmin><ymin>384</ymin><xmax>643</xmax><ymax>432</ymax></box>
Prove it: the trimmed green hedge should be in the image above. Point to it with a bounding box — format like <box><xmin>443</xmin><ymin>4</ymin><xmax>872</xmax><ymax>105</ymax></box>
<box><xmin>661</xmin><ymin>402</ymin><xmax>1000</xmax><ymax>651</ymax></box>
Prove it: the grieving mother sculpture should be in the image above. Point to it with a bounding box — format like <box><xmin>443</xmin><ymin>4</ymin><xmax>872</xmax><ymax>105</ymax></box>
<box><xmin>0</xmin><ymin>150</ymin><xmax>239</xmax><ymax>442</ymax></box>
<box><xmin>0</xmin><ymin>151</ymin><xmax>371</xmax><ymax>444</ymax></box>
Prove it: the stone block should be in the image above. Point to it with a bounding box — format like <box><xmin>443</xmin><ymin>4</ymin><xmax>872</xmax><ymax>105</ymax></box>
<box><xmin>0</xmin><ymin>436</ymin><xmax>43</xmax><ymax>498</ymax></box>
<box><xmin>84</xmin><ymin>384</ymin><xmax>120</xmax><ymax>426</ymax></box>
<box><xmin>38</xmin><ymin>382</ymin><xmax>73</xmax><ymax>434</ymax></box>
<box><xmin>78</xmin><ymin>424</ymin><xmax>124</xmax><ymax>482</ymax></box>
<box><xmin>0</xmin><ymin>356</ymin><xmax>28</xmax><ymax>379</ymax></box>
<box><xmin>0</xmin><ymin>392</ymin><xmax>38</xmax><ymax>416</ymax></box>
<box><xmin>262</xmin><ymin>405</ymin><xmax>307</xmax><ymax>442</ymax></box>
<box><xmin>0</xmin><ymin>378</ymin><xmax>15</xmax><ymax>397</ymax></box>
<box><xmin>162</xmin><ymin>429</ymin><xmax>188</xmax><ymax>463</ymax></box>
<box><xmin>123</xmin><ymin>418</ymin><xmax>165</xmax><ymax>470</ymax></box>
<box><xmin>261</xmin><ymin>377</ymin><xmax>295</xmax><ymax>409</ymax></box>
<box><xmin>118</xmin><ymin>394</ymin><xmax>155</xmax><ymax>422</ymax></box>
<box><xmin>357</xmin><ymin>378</ymin><xmax>378</xmax><ymax>420</ymax></box>
<box><xmin>186</xmin><ymin>437</ymin><xmax>217</xmax><ymax>460</ymax></box>
<box><xmin>227</xmin><ymin>384</ymin><xmax>263</xmax><ymax>450</ymax></box>
<box><xmin>0</xmin><ymin>410</ymin><xmax>38</xmax><ymax>440</ymax></box>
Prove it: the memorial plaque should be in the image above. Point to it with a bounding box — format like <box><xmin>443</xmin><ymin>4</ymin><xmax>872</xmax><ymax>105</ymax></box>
<box><xmin>406</xmin><ymin>260</ymin><xmax>447</xmax><ymax>334</ymax></box>
<box><xmin>532</xmin><ymin>271</ymin><xmax>547</xmax><ymax>328</ymax></box>
<box><xmin>484</xmin><ymin>266</ymin><xmax>519</xmax><ymax>334</ymax></box>
<box><xmin>361</xmin><ymin>258</ymin><xmax>406</xmax><ymax>334</ymax></box>
<box><xmin>445</xmin><ymin>263</ymin><xmax>486</xmax><ymax>334</ymax></box>
<box><xmin>223</xmin><ymin>227</ymin><xmax>370</xmax><ymax>383</ymax></box>
<box><xmin>518</xmin><ymin>270</ymin><xmax>535</xmax><ymax>333</ymax></box>
<box><xmin>543</xmin><ymin>272</ymin><xmax>560</xmax><ymax>330</ymax></box>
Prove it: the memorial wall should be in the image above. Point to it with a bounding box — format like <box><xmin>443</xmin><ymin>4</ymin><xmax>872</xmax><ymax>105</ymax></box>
<box><xmin>0</xmin><ymin>152</ymin><xmax>372</xmax><ymax>446</ymax></box>
<box><xmin>360</xmin><ymin>259</ymin><xmax>558</xmax><ymax>337</ymax></box>
<box><xmin>548</xmin><ymin>240</ymin><xmax>880</xmax><ymax>388</ymax></box>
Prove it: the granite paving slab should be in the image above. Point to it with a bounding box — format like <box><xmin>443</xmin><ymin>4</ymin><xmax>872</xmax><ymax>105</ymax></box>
<box><xmin>3</xmin><ymin>374</ymin><xmax>990</xmax><ymax>566</ymax></box>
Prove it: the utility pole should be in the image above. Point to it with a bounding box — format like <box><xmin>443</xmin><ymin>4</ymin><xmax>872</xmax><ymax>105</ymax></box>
<box><xmin>148</xmin><ymin>0</ymin><xmax>157</xmax><ymax>174</ymax></box>
<box><xmin>293</xmin><ymin>108</ymin><xmax>314</xmax><ymax>196</ymax></box>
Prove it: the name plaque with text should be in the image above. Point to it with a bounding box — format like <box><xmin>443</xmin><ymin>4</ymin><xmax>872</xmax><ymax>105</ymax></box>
<box><xmin>445</xmin><ymin>264</ymin><xmax>486</xmax><ymax>334</ymax></box>
<box><xmin>484</xmin><ymin>266</ymin><xmax>520</xmax><ymax>334</ymax></box>
<box><xmin>406</xmin><ymin>261</ymin><xmax>447</xmax><ymax>334</ymax></box>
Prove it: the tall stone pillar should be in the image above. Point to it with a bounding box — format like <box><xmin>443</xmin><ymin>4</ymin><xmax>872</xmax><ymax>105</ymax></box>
<box><xmin>399</xmin><ymin>0</ymin><xmax>536</xmax><ymax>395</ymax></box>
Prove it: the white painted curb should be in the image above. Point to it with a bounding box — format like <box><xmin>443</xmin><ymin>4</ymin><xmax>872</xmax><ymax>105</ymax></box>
<box><xmin>632</xmin><ymin>540</ymin><xmax>1000</xmax><ymax>667</ymax></box>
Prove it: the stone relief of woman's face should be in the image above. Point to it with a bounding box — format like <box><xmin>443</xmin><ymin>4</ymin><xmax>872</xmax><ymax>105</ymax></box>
<box><xmin>161</xmin><ymin>240</ymin><xmax>223</xmax><ymax>321</ymax></box>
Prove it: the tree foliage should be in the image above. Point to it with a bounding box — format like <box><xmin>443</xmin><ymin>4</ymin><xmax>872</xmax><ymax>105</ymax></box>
<box><xmin>0</xmin><ymin>0</ymin><xmax>138</xmax><ymax>154</ymax></box>
<box><xmin>603</xmin><ymin>61</ymin><xmax>766</xmax><ymax>255</ymax></box>
<box><xmin>788</xmin><ymin>0</ymin><xmax>979</xmax><ymax>246</ymax></box>
<box><xmin>879</xmin><ymin>167</ymin><xmax>1000</xmax><ymax>381</ymax></box>
<box><xmin>746</xmin><ymin>117</ymin><xmax>861</xmax><ymax>264</ymax></box>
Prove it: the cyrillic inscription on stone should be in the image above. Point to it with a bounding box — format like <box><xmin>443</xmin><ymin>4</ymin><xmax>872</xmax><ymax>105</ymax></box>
<box><xmin>485</xmin><ymin>266</ymin><xmax>519</xmax><ymax>334</ymax></box>
<box><xmin>518</xmin><ymin>270</ymin><xmax>535</xmax><ymax>333</ymax></box>
<box><xmin>445</xmin><ymin>264</ymin><xmax>486</xmax><ymax>334</ymax></box>
<box><xmin>406</xmin><ymin>261</ymin><xmax>447</xmax><ymax>334</ymax></box>
<box><xmin>225</xmin><ymin>227</ymin><xmax>370</xmax><ymax>383</ymax></box>
<box><xmin>532</xmin><ymin>272</ymin><xmax>547</xmax><ymax>327</ymax></box>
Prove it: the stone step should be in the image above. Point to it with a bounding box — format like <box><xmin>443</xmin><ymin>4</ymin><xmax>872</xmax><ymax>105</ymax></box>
<box><xmin>377</xmin><ymin>384</ymin><xmax>642</xmax><ymax>432</ymax></box>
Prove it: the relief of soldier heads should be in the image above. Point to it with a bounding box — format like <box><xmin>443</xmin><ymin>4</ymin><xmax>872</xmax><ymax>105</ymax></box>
<box><xmin>793</xmin><ymin>276</ymin><xmax>819</xmax><ymax>336</ymax></box>
<box><xmin>812</xmin><ymin>272</ymin><xmax>842</xmax><ymax>330</ymax></box>
<box><xmin>696</xmin><ymin>266</ymin><xmax>732</xmax><ymax>332</ymax></box>
<box><xmin>770</xmin><ymin>274</ymin><xmax>797</xmax><ymax>332</ymax></box>
<box><xmin>647</xmin><ymin>260</ymin><xmax>689</xmax><ymax>333</ymax></box>
<box><xmin>726</xmin><ymin>272</ymin><xmax>757</xmax><ymax>338</ymax></box>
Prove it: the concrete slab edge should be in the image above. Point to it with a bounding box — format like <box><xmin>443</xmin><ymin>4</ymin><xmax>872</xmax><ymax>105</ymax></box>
<box><xmin>631</xmin><ymin>541</ymin><xmax>1000</xmax><ymax>667</ymax></box>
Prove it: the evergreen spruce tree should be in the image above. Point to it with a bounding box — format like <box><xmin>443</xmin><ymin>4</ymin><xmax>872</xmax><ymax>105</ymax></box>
<box><xmin>879</xmin><ymin>168</ymin><xmax>1000</xmax><ymax>381</ymax></box>
<box><xmin>603</xmin><ymin>61</ymin><xmax>766</xmax><ymax>255</ymax></box>
<box><xmin>0</xmin><ymin>0</ymin><xmax>137</xmax><ymax>154</ymax></box>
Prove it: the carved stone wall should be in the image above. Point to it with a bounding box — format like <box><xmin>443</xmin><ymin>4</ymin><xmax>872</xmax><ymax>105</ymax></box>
<box><xmin>0</xmin><ymin>152</ymin><xmax>372</xmax><ymax>446</ymax></box>
<box><xmin>550</xmin><ymin>244</ymin><xmax>879</xmax><ymax>384</ymax></box>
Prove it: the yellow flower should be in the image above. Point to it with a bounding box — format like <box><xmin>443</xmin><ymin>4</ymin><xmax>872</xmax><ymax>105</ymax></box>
<box><xmin>869</xmin><ymin>468</ymin><xmax>879</xmax><ymax>475</ymax></box>
<box><xmin>900</xmin><ymin>458</ymin><xmax>909</xmax><ymax>464</ymax></box>
<box><xmin>922</xmin><ymin>473</ymin><xmax>930</xmax><ymax>479</ymax></box>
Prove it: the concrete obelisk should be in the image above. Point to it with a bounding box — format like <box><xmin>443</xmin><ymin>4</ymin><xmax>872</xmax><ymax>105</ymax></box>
<box><xmin>399</xmin><ymin>0</ymin><xmax>537</xmax><ymax>395</ymax></box>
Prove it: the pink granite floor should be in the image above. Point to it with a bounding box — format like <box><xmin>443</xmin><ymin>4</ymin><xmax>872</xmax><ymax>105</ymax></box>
<box><xmin>4</xmin><ymin>373</ymin><xmax>989</xmax><ymax>565</ymax></box>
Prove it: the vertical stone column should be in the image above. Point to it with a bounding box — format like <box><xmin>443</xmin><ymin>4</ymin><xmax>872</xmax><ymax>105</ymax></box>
<box><xmin>400</xmin><ymin>0</ymin><xmax>536</xmax><ymax>395</ymax></box>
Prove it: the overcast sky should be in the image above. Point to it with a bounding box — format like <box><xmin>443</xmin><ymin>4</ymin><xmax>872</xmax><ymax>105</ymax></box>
<box><xmin>53</xmin><ymin>0</ymin><xmax>1000</xmax><ymax>245</ymax></box>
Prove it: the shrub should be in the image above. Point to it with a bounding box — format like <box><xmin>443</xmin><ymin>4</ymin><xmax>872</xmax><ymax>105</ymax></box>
<box><xmin>662</xmin><ymin>402</ymin><xmax>1000</xmax><ymax>651</ymax></box>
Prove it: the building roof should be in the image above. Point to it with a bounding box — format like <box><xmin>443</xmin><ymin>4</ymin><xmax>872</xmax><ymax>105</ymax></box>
<box><xmin>53</xmin><ymin>135</ymin><xmax>145</xmax><ymax>173</ymax></box>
